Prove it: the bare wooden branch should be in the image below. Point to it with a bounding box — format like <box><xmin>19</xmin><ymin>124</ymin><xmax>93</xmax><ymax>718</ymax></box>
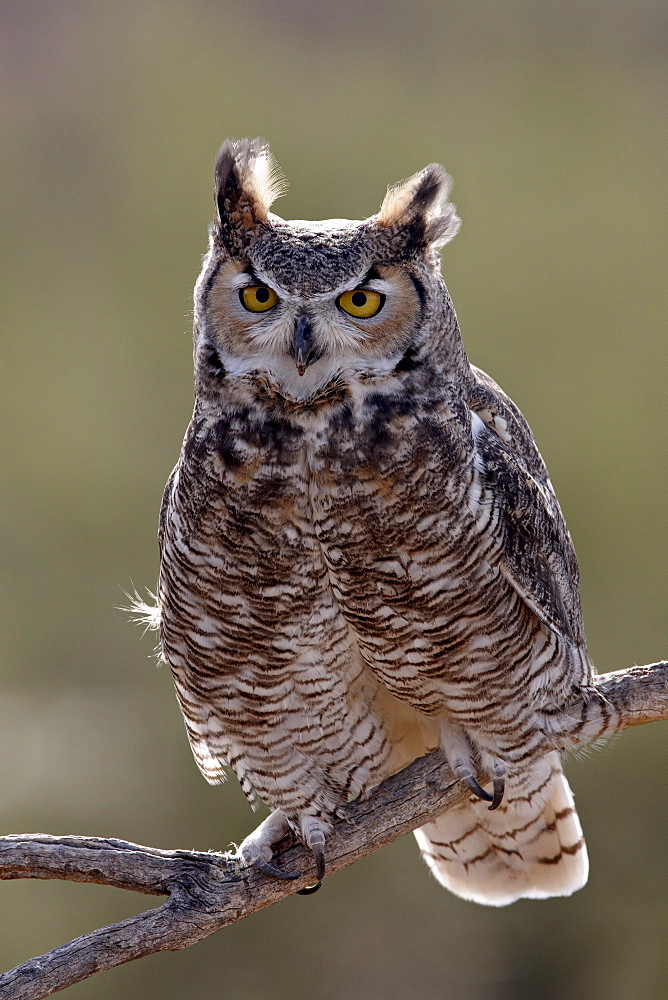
<box><xmin>1</xmin><ymin>661</ymin><xmax>665</xmax><ymax>1000</ymax></box>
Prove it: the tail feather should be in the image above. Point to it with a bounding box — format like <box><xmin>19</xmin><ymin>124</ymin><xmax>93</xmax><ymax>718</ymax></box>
<box><xmin>414</xmin><ymin>752</ymin><xmax>587</xmax><ymax>906</ymax></box>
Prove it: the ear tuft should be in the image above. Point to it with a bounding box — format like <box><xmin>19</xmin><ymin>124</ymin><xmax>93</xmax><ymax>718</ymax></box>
<box><xmin>377</xmin><ymin>164</ymin><xmax>460</xmax><ymax>249</ymax></box>
<box><xmin>214</xmin><ymin>138</ymin><xmax>287</xmax><ymax>248</ymax></box>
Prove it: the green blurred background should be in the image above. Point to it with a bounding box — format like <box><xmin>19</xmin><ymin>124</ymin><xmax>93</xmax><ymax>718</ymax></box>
<box><xmin>1</xmin><ymin>2</ymin><xmax>665</xmax><ymax>998</ymax></box>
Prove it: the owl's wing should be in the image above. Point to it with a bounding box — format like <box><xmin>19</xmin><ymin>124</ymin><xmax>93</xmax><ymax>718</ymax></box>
<box><xmin>467</xmin><ymin>366</ymin><xmax>585</xmax><ymax>647</ymax></box>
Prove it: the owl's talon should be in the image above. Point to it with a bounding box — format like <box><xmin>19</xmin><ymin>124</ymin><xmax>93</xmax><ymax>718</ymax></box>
<box><xmin>296</xmin><ymin>816</ymin><xmax>327</xmax><ymax>894</ymax></box>
<box><xmin>489</xmin><ymin>760</ymin><xmax>506</xmax><ymax>810</ymax></box>
<box><xmin>462</xmin><ymin>773</ymin><xmax>494</xmax><ymax>803</ymax></box>
<box><xmin>296</xmin><ymin>842</ymin><xmax>325</xmax><ymax>895</ymax></box>
<box><xmin>251</xmin><ymin>858</ymin><xmax>300</xmax><ymax>881</ymax></box>
<box><xmin>441</xmin><ymin>724</ymin><xmax>500</xmax><ymax>805</ymax></box>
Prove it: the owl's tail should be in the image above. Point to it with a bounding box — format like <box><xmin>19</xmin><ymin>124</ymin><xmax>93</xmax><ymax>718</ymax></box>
<box><xmin>413</xmin><ymin>752</ymin><xmax>588</xmax><ymax>906</ymax></box>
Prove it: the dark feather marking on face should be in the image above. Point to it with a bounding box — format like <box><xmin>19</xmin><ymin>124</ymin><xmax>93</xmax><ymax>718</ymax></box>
<box><xmin>202</xmin><ymin>257</ymin><xmax>224</xmax><ymax>306</ymax></box>
<box><xmin>408</xmin><ymin>272</ymin><xmax>427</xmax><ymax>313</ymax></box>
<box><xmin>394</xmin><ymin>347</ymin><xmax>421</xmax><ymax>373</ymax></box>
<box><xmin>384</xmin><ymin>272</ymin><xmax>425</xmax><ymax>374</ymax></box>
<box><xmin>203</xmin><ymin>342</ymin><xmax>227</xmax><ymax>379</ymax></box>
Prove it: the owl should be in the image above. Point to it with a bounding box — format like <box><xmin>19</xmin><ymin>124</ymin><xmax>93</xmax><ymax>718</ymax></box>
<box><xmin>156</xmin><ymin>138</ymin><xmax>594</xmax><ymax>905</ymax></box>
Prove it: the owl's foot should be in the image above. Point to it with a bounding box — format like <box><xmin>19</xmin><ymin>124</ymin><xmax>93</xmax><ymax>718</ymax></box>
<box><xmin>440</xmin><ymin>723</ymin><xmax>506</xmax><ymax>811</ymax></box>
<box><xmin>235</xmin><ymin>809</ymin><xmax>300</xmax><ymax>882</ymax></box>
<box><xmin>234</xmin><ymin>809</ymin><xmax>330</xmax><ymax>893</ymax></box>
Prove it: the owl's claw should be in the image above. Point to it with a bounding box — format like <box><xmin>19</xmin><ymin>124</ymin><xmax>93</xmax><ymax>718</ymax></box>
<box><xmin>440</xmin><ymin>722</ymin><xmax>507</xmax><ymax>808</ymax></box>
<box><xmin>251</xmin><ymin>858</ymin><xmax>300</xmax><ymax>881</ymax></box>
<box><xmin>296</xmin><ymin>816</ymin><xmax>327</xmax><ymax>895</ymax></box>
<box><xmin>462</xmin><ymin>773</ymin><xmax>495</xmax><ymax>804</ymax></box>
<box><xmin>441</xmin><ymin>728</ymin><xmax>494</xmax><ymax>803</ymax></box>
<box><xmin>489</xmin><ymin>759</ymin><xmax>506</xmax><ymax>811</ymax></box>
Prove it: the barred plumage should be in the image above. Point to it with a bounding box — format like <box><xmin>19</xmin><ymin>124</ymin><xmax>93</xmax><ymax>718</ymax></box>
<box><xmin>156</xmin><ymin>138</ymin><xmax>595</xmax><ymax>904</ymax></box>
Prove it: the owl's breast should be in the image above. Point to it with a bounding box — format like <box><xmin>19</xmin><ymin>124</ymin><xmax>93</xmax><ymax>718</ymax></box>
<box><xmin>169</xmin><ymin>385</ymin><xmax>479</xmax><ymax>637</ymax></box>
<box><xmin>163</xmin><ymin>387</ymin><xmax>515</xmax><ymax>709</ymax></box>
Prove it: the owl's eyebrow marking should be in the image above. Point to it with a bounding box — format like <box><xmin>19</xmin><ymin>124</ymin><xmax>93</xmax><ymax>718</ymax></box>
<box><xmin>359</xmin><ymin>265</ymin><xmax>382</xmax><ymax>286</ymax></box>
<box><xmin>241</xmin><ymin>264</ymin><xmax>264</xmax><ymax>285</ymax></box>
<box><xmin>231</xmin><ymin>264</ymin><xmax>280</xmax><ymax>295</ymax></box>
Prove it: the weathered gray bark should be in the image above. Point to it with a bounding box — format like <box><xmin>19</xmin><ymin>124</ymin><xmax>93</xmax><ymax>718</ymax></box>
<box><xmin>0</xmin><ymin>661</ymin><xmax>666</xmax><ymax>1000</ymax></box>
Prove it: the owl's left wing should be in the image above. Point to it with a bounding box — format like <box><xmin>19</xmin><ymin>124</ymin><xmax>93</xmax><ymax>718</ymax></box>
<box><xmin>466</xmin><ymin>366</ymin><xmax>585</xmax><ymax>647</ymax></box>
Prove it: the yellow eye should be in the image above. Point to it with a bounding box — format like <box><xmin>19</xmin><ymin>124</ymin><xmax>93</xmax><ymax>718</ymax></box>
<box><xmin>240</xmin><ymin>285</ymin><xmax>278</xmax><ymax>312</ymax></box>
<box><xmin>337</xmin><ymin>289</ymin><xmax>385</xmax><ymax>319</ymax></box>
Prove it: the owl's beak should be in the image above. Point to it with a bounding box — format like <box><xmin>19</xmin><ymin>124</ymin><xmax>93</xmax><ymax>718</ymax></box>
<box><xmin>294</xmin><ymin>315</ymin><xmax>315</xmax><ymax>376</ymax></box>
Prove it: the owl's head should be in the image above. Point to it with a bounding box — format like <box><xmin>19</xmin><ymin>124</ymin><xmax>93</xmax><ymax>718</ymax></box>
<box><xmin>194</xmin><ymin>138</ymin><xmax>461</xmax><ymax>403</ymax></box>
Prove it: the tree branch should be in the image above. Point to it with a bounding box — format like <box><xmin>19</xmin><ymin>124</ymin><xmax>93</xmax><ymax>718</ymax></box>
<box><xmin>1</xmin><ymin>661</ymin><xmax>666</xmax><ymax>1000</ymax></box>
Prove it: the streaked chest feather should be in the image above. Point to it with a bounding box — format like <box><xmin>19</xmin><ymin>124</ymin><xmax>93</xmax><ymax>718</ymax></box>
<box><xmin>173</xmin><ymin>383</ymin><xmax>474</xmax><ymax>577</ymax></box>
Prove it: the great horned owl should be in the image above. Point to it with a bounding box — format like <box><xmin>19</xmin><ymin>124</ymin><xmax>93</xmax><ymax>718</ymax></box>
<box><xmin>156</xmin><ymin>138</ymin><xmax>594</xmax><ymax>905</ymax></box>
